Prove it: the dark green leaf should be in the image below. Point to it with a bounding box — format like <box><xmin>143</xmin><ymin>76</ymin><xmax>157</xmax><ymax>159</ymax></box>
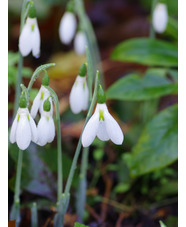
<box><xmin>74</xmin><ymin>222</ymin><xmax>89</xmax><ymax>227</ymax></box>
<box><xmin>111</xmin><ymin>38</ymin><xmax>178</xmax><ymax>67</ymax></box>
<box><xmin>106</xmin><ymin>69</ymin><xmax>178</xmax><ymax>101</ymax></box>
<box><xmin>124</xmin><ymin>104</ymin><xmax>178</xmax><ymax>177</ymax></box>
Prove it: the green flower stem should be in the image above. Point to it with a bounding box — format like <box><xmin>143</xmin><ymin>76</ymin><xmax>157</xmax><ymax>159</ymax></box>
<box><xmin>75</xmin><ymin>0</ymin><xmax>105</xmax><ymax>89</ymax></box>
<box><xmin>14</xmin><ymin>149</ymin><xmax>23</xmax><ymax>204</ymax></box>
<box><xmin>31</xmin><ymin>202</ymin><xmax>38</xmax><ymax>227</ymax></box>
<box><xmin>45</xmin><ymin>86</ymin><xmax>63</xmax><ymax>200</ymax></box>
<box><xmin>64</xmin><ymin>70</ymin><xmax>99</xmax><ymax>196</ymax></box>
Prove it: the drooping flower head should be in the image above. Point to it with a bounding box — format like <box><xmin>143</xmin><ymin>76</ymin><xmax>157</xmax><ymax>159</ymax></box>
<box><xmin>69</xmin><ymin>63</ymin><xmax>89</xmax><ymax>114</ymax></box>
<box><xmin>59</xmin><ymin>1</ymin><xmax>77</xmax><ymax>45</ymax></box>
<box><xmin>19</xmin><ymin>1</ymin><xmax>40</xmax><ymax>58</ymax></box>
<box><xmin>82</xmin><ymin>85</ymin><xmax>124</xmax><ymax>147</ymax></box>
<box><xmin>30</xmin><ymin>73</ymin><xmax>53</xmax><ymax>119</ymax></box>
<box><xmin>10</xmin><ymin>95</ymin><xmax>38</xmax><ymax>150</ymax></box>
<box><xmin>152</xmin><ymin>0</ymin><xmax>168</xmax><ymax>33</ymax></box>
<box><xmin>74</xmin><ymin>31</ymin><xmax>87</xmax><ymax>55</ymax></box>
<box><xmin>37</xmin><ymin>99</ymin><xmax>55</xmax><ymax>146</ymax></box>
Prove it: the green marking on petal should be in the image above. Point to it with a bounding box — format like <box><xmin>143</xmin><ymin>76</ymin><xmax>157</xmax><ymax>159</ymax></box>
<box><xmin>17</xmin><ymin>114</ymin><xmax>20</xmax><ymax>122</ymax></box>
<box><xmin>99</xmin><ymin>110</ymin><xmax>105</xmax><ymax>121</ymax></box>
<box><xmin>27</xmin><ymin>114</ymin><xmax>30</xmax><ymax>121</ymax></box>
<box><xmin>75</xmin><ymin>81</ymin><xmax>78</xmax><ymax>87</ymax></box>
<box><xmin>83</xmin><ymin>81</ymin><xmax>86</xmax><ymax>90</ymax></box>
<box><xmin>31</xmin><ymin>24</ymin><xmax>35</xmax><ymax>31</ymax></box>
<box><xmin>40</xmin><ymin>91</ymin><xmax>44</xmax><ymax>100</ymax></box>
<box><xmin>46</xmin><ymin>116</ymin><xmax>50</xmax><ymax>121</ymax></box>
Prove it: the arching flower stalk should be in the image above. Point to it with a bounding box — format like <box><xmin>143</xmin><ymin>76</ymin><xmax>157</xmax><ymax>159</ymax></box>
<box><xmin>19</xmin><ymin>1</ymin><xmax>40</xmax><ymax>58</ymax></box>
<box><xmin>37</xmin><ymin>99</ymin><xmax>55</xmax><ymax>146</ymax></box>
<box><xmin>30</xmin><ymin>73</ymin><xmax>53</xmax><ymax>119</ymax></box>
<box><xmin>69</xmin><ymin>63</ymin><xmax>89</xmax><ymax>114</ymax></box>
<box><xmin>82</xmin><ymin>85</ymin><xmax>124</xmax><ymax>147</ymax></box>
<box><xmin>152</xmin><ymin>1</ymin><xmax>168</xmax><ymax>34</ymax></box>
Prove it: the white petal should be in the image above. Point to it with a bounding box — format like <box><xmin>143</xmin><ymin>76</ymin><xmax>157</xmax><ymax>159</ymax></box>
<box><xmin>19</xmin><ymin>19</ymin><xmax>32</xmax><ymax>56</ymax></box>
<box><xmin>30</xmin><ymin>89</ymin><xmax>41</xmax><ymax>119</ymax></box>
<box><xmin>96</xmin><ymin>121</ymin><xmax>109</xmax><ymax>141</ymax></box>
<box><xmin>37</xmin><ymin>116</ymin><xmax>49</xmax><ymax>146</ymax></box>
<box><xmin>10</xmin><ymin>114</ymin><xmax>18</xmax><ymax>143</ymax></box>
<box><xmin>29</xmin><ymin>114</ymin><xmax>38</xmax><ymax>143</ymax></box>
<box><xmin>74</xmin><ymin>31</ymin><xmax>87</xmax><ymax>55</ymax></box>
<box><xmin>31</xmin><ymin>19</ymin><xmax>40</xmax><ymax>58</ymax></box>
<box><xmin>47</xmin><ymin>118</ymin><xmax>55</xmax><ymax>143</ymax></box>
<box><xmin>59</xmin><ymin>12</ymin><xmax>77</xmax><ymax>44</ymax></box>
<box><xmin>16</xmin><ymin>115</ymin><xmax>31</xmax><ymax>150</ymax></box>
<box><xmin>152</xmin><ymin>3</ymin><xmax>168</xmax><ymax>33</ymax></box>
<box><xmin>81</xmin><ymin>113</ymin><xmax>99</xmax><ymax>147</ymax></box>
<box><xmin>69</xmin><ymin>77</ymin><xmax>87</xmax><ymax>114</ymax></box>
<box><xmin>105</xmin><ymin>112</ymin><xmax>124</xmax><ymax>145</ymax></box>
<box><xmin>82</xmin><ymin>80</ymin><xmax>89</xmax><ymax>111</ymax></box>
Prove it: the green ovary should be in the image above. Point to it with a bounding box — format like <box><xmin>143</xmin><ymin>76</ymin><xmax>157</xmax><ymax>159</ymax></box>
<box><xmin>99</xmin><ymin>110</ymin><xmax>105</xmax><ymax>121</ymax></box>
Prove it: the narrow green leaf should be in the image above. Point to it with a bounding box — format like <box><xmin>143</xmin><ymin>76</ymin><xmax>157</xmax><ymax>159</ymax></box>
<box><xmin>159</xmin><ymin>220</ymin><xmax>167</xmax><ymax>227</ymax></box>
<box><xmin>74</xmin><ymin>222</ymin><xmax>89</xmax><ymax>227</ymax></box>
<box><xmin>124</xmin><ymin>104</ymin><xmax>178</xmax><ymax>177</ymax></box>
<box><xmin>106</xmin><ymin>69</ymin><xmax>178</xmax><ymax>101</ymax></box>
<box><xmin>111</xmin><ymin>38</ymin><xmax>178</xmax><ymax>67</ymax></box>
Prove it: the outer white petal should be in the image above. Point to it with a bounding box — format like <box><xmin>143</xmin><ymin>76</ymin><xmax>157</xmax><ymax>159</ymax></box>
<box><xmin>47</xmin><ymin>117</ymin><xmax>55</xmax><ymax>143</ymax></box>
<box><xmin>82</xmin><ymin>113</ymin><xmax>99</xmax><ymax>147</ymax></box>
<box><xmin>69</xmin><ymin>76</ymin><xmax>87</xmax><ymax>114</ymax></box>
<box><xmin>152</xmin><ymin>3</ymin><xmax>168</xmax><ymax>33</ymax></box>
<box><xmin>19</xmin><ymin>19</ymin><xmax>33</xmax><ymax>56</ymax></box>
<box><xmin>59</xmin><ymin>12</ymin><xmax>77</xmax><ymax>44</ymax></box>
<box><xmin>74</xmin><ymin>31</ymin><xmax>87</xmax><ymax>55</ymax></box>
<box><xmin>105</xmin><ymin>112</ymin><xmax>124</xmax><ymax>145</ymax></box>
<box><xmin>37</xmin><ymin>116</ymin><xmax>49</xmax><ymax>146</ymax></box>
<box><xmin>96</xmin><ymin>121</ymin><xmax>109</xmax><ymax>141</ymax></box>
<box><xmin>16</xmin><ymin>115</ymin><xmax>32</xmax><ymax>150</ymax></box>
<box><xmin>82</xmin><ymin>80</ymin><xmax>89</xmax><ymax>111</ymax></box>
<box><xmin>30</xmin><ymin>88</ymin><xmax>42</xmax><ymax>119</ymax></box>
<box><xmin>29</xmin><ymin>114</ymin><xmax>38</xmax><ymax>143</ymax></box>
<box><xmin>10</xmin><ymin>114</ymin><xmax>18</xmax><ymax>143</ymax></box>
<box><xmin>31</xmin><ymin>19</ymin><xmax>40</xmax><ymax>58</ymax></box>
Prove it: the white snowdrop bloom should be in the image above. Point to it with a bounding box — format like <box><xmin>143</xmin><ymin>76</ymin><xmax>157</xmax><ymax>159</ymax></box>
<box><xmin>19</xmin><ymin>17</ymin><xmax>40</xmax><ymax>58</ymax></box>
<box><xmin>37</xmin><ymin>110</ymin><xmax>55</xmax><ymax>146</ymax></box>
<box><xmin>59</xmin><ymin>12</ymin><xmax>77</xmax><ymax>44</ymax></box>
<box><xmin>74</xmin><ymin>31</ymin><xmax>87</xmax><ymax>55</ymax></box>
<box><xmin>30</xmin><ymin>85</ymin><xmax>53</xmax><ymax>119</ymax></box>
<box><xmin>69</xmin><ymin>75</ymin><xmax>89</xmax><ymax>114</ymax></box>
<box><xmin>152</xmin><ymin>3</ymin><xmax>168</xmax><ymax>33</ymax></box>
<box><xmin>10</xmin><ymin>107</ymin><xmax>38</xmax><ymax>150</ymax></box>
<box><xmin>82</xmin><ymin>103</ymin><xmax>124</xmax><ymax>147</ymax></box>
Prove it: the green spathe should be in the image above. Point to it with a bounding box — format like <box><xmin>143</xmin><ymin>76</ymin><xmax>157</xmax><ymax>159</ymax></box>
<box><xmin>97</xmin><ymin>84</ymin><xmax>106</xmax><ymax>104</ymax></box>
<box><xmin>42</xmin><ymin>73</ymin><xmax>50</xmax><ymax>86</ymax></box>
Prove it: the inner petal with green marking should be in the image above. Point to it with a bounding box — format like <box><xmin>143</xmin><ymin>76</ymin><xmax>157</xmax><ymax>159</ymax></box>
<box><xmin>27</xmin><ymin>114</ymin><xmax>30</xmax><ymax>121</ymax></box>
<box><xmin>40</xmin><ymin>91</ymin><xmax>44</xmax><ymax>100</ymax></box>
<box><xmin>31</xmin><ymin>24</ymin><xmax>35</xmax><ymax>31</ymax></box>
<box><xmin>17</xmin><ymin>114</ymin><xmax>20</xmax><ymax>122</ymax></box>
<box><xmin>99</xmin><ymin>110</ymin><xmax>105</xmax><ymax>121</ymax></box>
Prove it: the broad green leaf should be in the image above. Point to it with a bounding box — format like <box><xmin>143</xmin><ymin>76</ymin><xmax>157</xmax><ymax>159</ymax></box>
<box><xmin>165</xmin><ymin>17</ymin><xmax>178</xmax><ymax>40</ymax></box>
<box><xmin>111</xmin><ymin>38</ymin><xmax>178</xmax><ymax>67</ymax></box>
<box><xmin>106</xmin><ymin>69</ymin><xmax>178</xmax><ymax>101</ymax></box>
<box><xmin>124</xmin><ymin>104</ymin><xmax>178</xmax><ymax>177</ymax></box>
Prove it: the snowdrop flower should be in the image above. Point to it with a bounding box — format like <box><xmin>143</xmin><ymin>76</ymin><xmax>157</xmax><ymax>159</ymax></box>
<box><xmin>82</xmin><ymin>85</ymin><xmax>124</xmax><ymax>147</ymax></box>
<box><xmin>74</xmin><ymin>31</ymin><xmax>87</xmax><ymax>55</ymax></box>
<box><xmin>10</xmin><ymin>96</ymin><xmax>38</xmax><ymax>150</ymax></box>
<box><xmin>152</xmin><ymin>2</ymin><xmax>168</xmax><ymax>33</ymax></box>
<box><xmin>69</xmin><ymin>63</ymin><xmax>89</xmax><ymax>114</ymax></box>
<box><xmin>59</xmin><ymin>11</ymin><xmax>77</xmax><ymax>44</ymax></box>
<box><xmin>30</xmin><ymin>74</ymin><xmax>53</xmax><ymax>119</ymax></box>
<box><xmin>37</xmin><ymin>99</ymin><xmax>55</xmax><ymax>146</ymax></box>
<box><xmin>19</xmin><ymin>2</ymin><xmax>40</xmax><ymax>58</ymax></box>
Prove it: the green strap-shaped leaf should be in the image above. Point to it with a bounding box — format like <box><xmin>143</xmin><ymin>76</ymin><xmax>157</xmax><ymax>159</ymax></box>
<box><xmin>106</xmin><ymin>69</ymin><xmax>178</xmax><ymax>101</ymax></box>
<box><xmin>124</xmin><ymin>104</ymin><xmax>178</xmax><ymax>177</ymax></box>
<box><xmin>111</xmin><ymin>38</ymin><xmax>178</xmax><ymax>67</ymax></box>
